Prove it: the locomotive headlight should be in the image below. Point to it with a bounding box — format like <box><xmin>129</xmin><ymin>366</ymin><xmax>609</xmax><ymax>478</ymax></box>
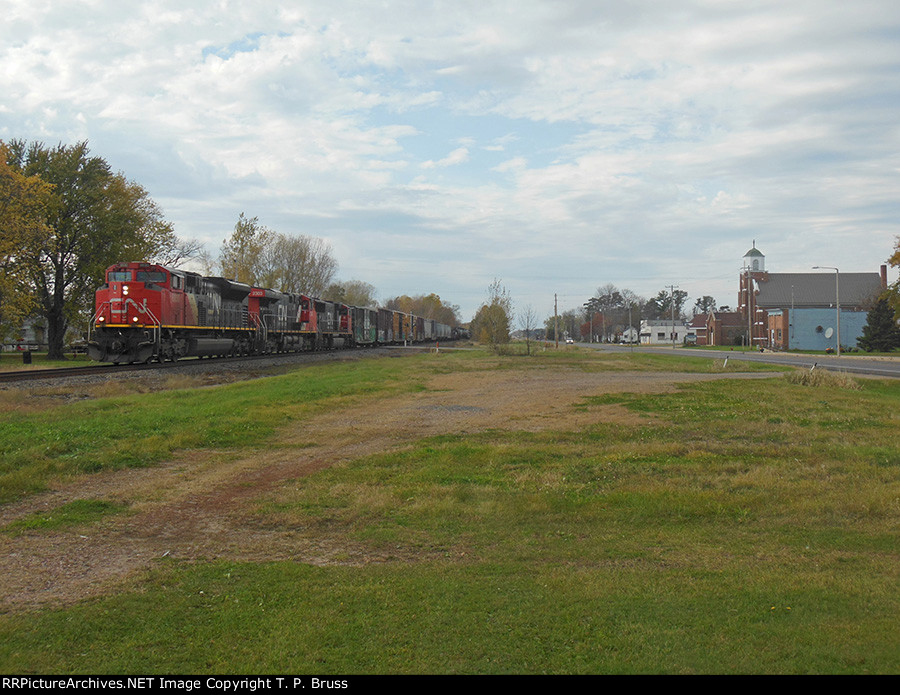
<box><xmin>122</xmin><ymin>285</ymin><xmax>129</xmax><ymax>295</ymax></box>
<box><xmin>132</xmin><ymin>316</ymin><xmax>139</xmax><ymax>323</ymax></box>
<box><xmin>98</xmin><ymin>316</ymin><xmax>105</xmax><ymax>322</ymax></box>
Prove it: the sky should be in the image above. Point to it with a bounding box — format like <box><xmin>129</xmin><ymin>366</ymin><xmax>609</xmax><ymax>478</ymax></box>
<box><xmin>2</xmin><ymin>0</ymin><xmax>899</xmax><ymax>322</ymax></box>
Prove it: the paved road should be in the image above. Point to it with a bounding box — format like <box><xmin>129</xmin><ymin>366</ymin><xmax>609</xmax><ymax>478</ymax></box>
<box><xmin>581</xmin><ymin>343</ymin><xmax>900</xmax><ymax>379</ymax></box>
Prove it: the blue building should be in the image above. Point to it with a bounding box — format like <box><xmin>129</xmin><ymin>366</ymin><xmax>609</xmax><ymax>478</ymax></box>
<box><xmin>766</xmin><ymin>307</ymin><xmax>871</xmax><ymax>352</ymax></box>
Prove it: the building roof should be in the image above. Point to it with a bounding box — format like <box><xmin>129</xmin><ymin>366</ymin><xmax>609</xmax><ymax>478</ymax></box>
<box><xmin>754</xmin><ymin>272</ymin><xmax>882</xmax><ymax>310</ymax></box>
<box><xmin>709</xmin><ymin>311</ymin><xmax>744</xmax><ymax>326</ymax></box>
<box><xmin>641</xmin><ymin>319</ymin><xmax>687</xmax><ymax>327</ymax></box>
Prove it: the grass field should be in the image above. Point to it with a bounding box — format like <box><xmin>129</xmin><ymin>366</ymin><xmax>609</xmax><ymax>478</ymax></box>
<box><xmin>0</xmin><ymin>348</ymin><xmax>897</xmax><ymax>674</ymax></box>
<box><xmin>0</xmin><ymin>351</ymin><xmax>93</xmax><ymax>370</ymax></box>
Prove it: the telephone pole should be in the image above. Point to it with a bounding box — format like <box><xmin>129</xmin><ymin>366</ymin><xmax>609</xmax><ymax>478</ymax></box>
<box><xmin>667</xmin><ymin>284</ymin><xmax>679</xmax><ymax>349</ymax></box>
<box><xmin>554</xmin><ymin>293</ymin><xmax>559</xmax><ymax>349</ymax></box>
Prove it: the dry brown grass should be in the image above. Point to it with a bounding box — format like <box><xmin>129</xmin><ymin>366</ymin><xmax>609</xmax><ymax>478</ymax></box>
<box><xmin>786</xmin><ymin>368</ymin><xmax>860</xmax><ymax>389</ymax></box>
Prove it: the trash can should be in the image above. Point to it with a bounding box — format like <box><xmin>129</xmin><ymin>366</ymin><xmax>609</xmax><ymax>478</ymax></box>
<box><xmin>23</xmin><ymin>350</ymin><xmax>32</xmax><ymax>365</ymax></box>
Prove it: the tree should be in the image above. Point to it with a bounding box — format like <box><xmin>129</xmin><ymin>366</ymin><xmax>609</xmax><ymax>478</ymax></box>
<box><xmin>155</xmin><ymin>235</ymin><xmax>204</xmax><ymax>268</ymax></box>
<box><xmin>0</xmin><ymin>143</ymin><xmax>52</xmax><ymax>342</ymax></box>
<box><xmin>383</xmin><ymin>293</ymin><xmax>461</xmax><ymax>326</ymax></box>
<box><xmin>887</xmin><ymin>236</ymin><xmax>900</xmax><ymax>321</ymax></box>
<box><xmin>518</xmin><ymin>304</ymin><xmax>539</xmax><ymax>355</ymax></box>
<box><xmin>325</xmin><ymin>279</ymin><xmax>377</xmax><ymax>307</ymax></box>
<box><xmin>583</xmin><ymin>285</ymin><xmax>644</xmax><ymax>342</ymax></box>
<box><xmin>6</xmin><ymin>140</ymin><xmax>179</xmax><ymax>359</ymax></box>
<box><xmin>544</xmin><ymin>314</ymin><xmax>558</xmax><ymax>343</ymax></box>
<box><xmin>219</xmin><ymin>213</ymin><xmax>275</xmax><ymax>285</ymax></box>
<box><xmin>593</xmin><ymin>283</ymin><xmax>624</xmax><ymax>312</ymax></box>
<box><xmin>693</xmin><ymin>295</ymin><xmax>717</xmax><ymax>316</ymax></box>
<box><xmin>471</xmin><ymin>279</ymin><xmax>512</xmax><ymax>351</ymax></box>
<box><xmin>544</xmin><ymin>310</ymin><xmax>579</xmax><ymax>342</ymax></box>
<box><xmin>857</xmin><ymin>297</ymin><xmax>900</xmax><ymax>352</ymax></box>
<box><xmin>644</xmin><ymin>288</ymin><xmax>688</xmax><ymax>320</ymax></box>
<box><xmin>560</xmin><ymin>309</ymin><xmax>580</xmax><ymax>340</ymax></box>
<box><xmin>266</xmin><ymin>232</ymin><xmax>337</xmax><ymax>296</ymax></box>
<box><xmin>218</xmin><ymin>216</ymin><xmax>339</xmax><ymax>296</ymax></box>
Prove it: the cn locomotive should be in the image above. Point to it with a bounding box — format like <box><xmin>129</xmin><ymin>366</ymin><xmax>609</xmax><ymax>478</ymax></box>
<box><xmin>88</xmin><ymin>262</ymin><xmax>455</xmax><ymax>364</ymax></box>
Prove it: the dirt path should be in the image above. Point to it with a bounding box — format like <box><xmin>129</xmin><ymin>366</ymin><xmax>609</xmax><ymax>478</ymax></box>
<box><xmin>0</xmin><ymin>367</ymin><xmax>772</xmax><ymax>611</ymax></box>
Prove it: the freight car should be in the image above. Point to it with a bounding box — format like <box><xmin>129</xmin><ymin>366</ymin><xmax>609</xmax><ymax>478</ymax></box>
<box><xmin>87</xmin><ymin>262</ymin><xmax>454</xmax><ymax>363</ymax></box>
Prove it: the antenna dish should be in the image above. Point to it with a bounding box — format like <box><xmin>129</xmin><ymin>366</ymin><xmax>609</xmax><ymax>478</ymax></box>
<box><xmin>825</xmin><ymin>327</ymin><xmax>834</xmax><ymax>339</ymax></box>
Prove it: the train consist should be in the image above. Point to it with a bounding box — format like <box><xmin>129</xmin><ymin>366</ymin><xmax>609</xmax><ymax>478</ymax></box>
<box><xmin>88</xmin><ymin>261</ymin><xmax>459</xmax><ymax>363</ymax></box>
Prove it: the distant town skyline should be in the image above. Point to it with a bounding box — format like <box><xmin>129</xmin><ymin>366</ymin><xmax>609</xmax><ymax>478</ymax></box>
<box><xmin>3</xmin><ymin>1</ymin><xmax>898</xmax><ymax>320</ymax></box>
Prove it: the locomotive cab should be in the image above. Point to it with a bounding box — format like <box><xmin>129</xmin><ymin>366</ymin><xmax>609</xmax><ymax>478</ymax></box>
<box><xmin>89</xmin><ymin>263</ymin><xmax>171</xmax><ymax>363</ymax></box>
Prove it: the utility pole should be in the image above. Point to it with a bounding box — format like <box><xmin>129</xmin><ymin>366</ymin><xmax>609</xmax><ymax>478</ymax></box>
<box><xmin>791</xmin><ymin>284</ymin><xmax>794</xmax><ymax>346</ymax></box>
<box><xmin>554</xmin><ymin>293</ymin><xmax>559</xmax><ymax>349</ymax></box>
<box><xmin>667</xmin><ymin>284</ymin><xmax>679</xmax><ymax>349</ymax></box>
<box><xmin>629</xmin><ymin>302</ymin><xmax>634</xmax><ymax>352</ymax></box>
<box><xmin>744</xmin><ymin>265</ymin><xmax>752</xmax><ymax>351</ymax></box>
<box><xmin>584</xmin><ymin>301</ymin><xmax>593</xmax><ymax>343</ymax></box>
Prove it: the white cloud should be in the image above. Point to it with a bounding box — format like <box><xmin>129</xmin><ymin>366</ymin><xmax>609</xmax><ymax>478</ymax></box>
<box><xmin>421</xmin><ymin>147</ymin><xmax>470</xmax><ymax>169</ymax></box>
<box><xmin>1</xmin><ymin>0</ymin><xmax>898</xmax><ymax>318</ymax></box>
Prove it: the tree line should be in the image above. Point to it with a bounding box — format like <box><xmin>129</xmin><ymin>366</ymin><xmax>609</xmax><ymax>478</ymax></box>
<box><xmin>213</xmin><ymin>213</ymin><xmax>462</xmax><ymax>324</ymax></box>
<box><xmin>544</xmin><ymin>284</ymin><xmax>726</xmax><ymax>344</ymax></box>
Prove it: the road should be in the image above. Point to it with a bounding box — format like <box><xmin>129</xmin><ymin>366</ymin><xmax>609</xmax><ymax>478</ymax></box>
<box><xmin>581</xmin><ymin>343</ymin><xmax>900</xmax><ymax>379</ymax></box>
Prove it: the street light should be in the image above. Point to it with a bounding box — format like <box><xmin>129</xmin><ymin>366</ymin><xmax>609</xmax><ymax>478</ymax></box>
<box><xmin>812</xmin><ymin>266</ymin><xmax>840</xmax><ymax>357</ymax></box>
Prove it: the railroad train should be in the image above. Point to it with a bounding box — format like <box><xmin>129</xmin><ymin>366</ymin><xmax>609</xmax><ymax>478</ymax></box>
<box><xmin>88</xmin><ymin>261</ymin><xmax>460</xmax><ymax>363</ymax></box>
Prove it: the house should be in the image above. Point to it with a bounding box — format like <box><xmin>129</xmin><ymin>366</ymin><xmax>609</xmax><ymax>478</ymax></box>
<box><xmin>1</xmin><ymin>317</ymin><xmax>47</xmax><ymax>352</ymax></box>
<box><xmin>640</xmin><ymin>319</ymin><xmax>689</xmax><ymax>345</ymax></box>
<box><xmin>738</xmin><ymin>243</ymin><xmax>886</xmax><ymax>351</ymax></box>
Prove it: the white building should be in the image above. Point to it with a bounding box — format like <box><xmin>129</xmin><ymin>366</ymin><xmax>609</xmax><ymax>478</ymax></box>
<box><xmin>620</xmin><ymin>326</ymin><xmax>639</xmax><ymax>343</ymax></box>
<box><xmin>640</xmin><ymin>319</ymin><xmax>689</xmax><ymax>346</ymax></box>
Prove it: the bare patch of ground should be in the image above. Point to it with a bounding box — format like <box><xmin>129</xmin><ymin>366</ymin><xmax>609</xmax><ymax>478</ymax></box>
<box><xmin>0</xmin><ymin>365</ymin><xmax>772</xmax><ymax>611</ymax></box>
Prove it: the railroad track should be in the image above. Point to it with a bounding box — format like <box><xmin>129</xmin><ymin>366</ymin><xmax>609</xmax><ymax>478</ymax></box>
<box><xmin>0</xmin><ymin>352</ymin><xmax>310</xmax><ymax>385</ymax></box>
<box><xmin>0</xmin><ymin>362</ymin><xmax>147</xmax><ymax>384</ymax></box>
<box><xmin>0</xmin><ymin>345</ymin><xmax>435</xmax><ymax>385</ymax></box>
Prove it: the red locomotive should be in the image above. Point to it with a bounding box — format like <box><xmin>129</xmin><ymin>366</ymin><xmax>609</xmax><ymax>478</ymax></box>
<box><xmin>88</xmin><ymin>262</ymin><xmax>454</xmax><ymax>363</ymax></box>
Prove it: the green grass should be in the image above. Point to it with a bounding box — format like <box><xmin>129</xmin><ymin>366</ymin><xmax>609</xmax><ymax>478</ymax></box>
<box><xmin>0</xmin><ymin>356</ymin><xmax>424</xmax><ymax>502</ymax></box>
<box><xmin>1</xmin><ymin>348</ymin><xmax>897</xmax><ymax>673</ymax></box>
<box><xmin>2</xmin><ymin>499</ymin><xmax>129</xmax><ymax>535</ymax></box>
<box><xmin>3</xmin><ymin>558</ymin><xmax>895</xmax><ymax>674</ymax></box>
<box><xmin>475</xmin><ymin>343</ymin><xmax>789</xmax><ymax>374</ymax></box>
<box><xmin>0</xmin><ymin>352</ymin><xmax>93</xmax><ymax>370</ymax></box>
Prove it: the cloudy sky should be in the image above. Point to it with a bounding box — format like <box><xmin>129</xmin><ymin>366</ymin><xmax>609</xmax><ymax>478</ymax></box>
<box><xmin>3</xmin><ymin>0</ymin><xmax>899</xmax><ymax>321</ymax></box>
